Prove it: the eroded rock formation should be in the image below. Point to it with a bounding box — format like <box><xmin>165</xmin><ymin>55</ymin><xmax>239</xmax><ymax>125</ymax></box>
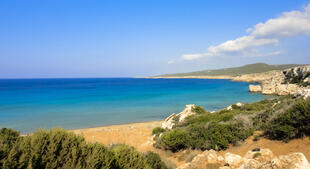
<box><xmin>162</xmin><ymin>104</ymin><xmax>196</xmax><ymax>129</ymax></box>
<box><xmin>234</xmin><ymin>65</ymin><xmax>310</xmax><ymax>96</ymax></box>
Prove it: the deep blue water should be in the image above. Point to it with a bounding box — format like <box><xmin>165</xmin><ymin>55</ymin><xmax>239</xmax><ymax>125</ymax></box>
<box><xmin>0</xmin><ymin>78</ymin><xmax>270</xmax><ymax>133</ymax></box>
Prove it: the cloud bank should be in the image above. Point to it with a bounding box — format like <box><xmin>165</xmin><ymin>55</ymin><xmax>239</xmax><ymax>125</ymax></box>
<box><xmin>182</xmin><ymin>4</ymin><xmax>310</xmax><ymax>60</ymax></box>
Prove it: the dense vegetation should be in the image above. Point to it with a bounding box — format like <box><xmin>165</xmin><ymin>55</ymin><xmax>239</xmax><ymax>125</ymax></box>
<box><xmin>0</xmin><ymin>128</ymin><xmax>168</xmax><ymax>169</ymax></box>
<box><xmin>159</xmin><ymin>63</ymin><xmax>301</xmax><ymax>77</ymax></box>
<box><xmin>264</xmin><ymin>98</ymin><xmax>310</xmax><ymax>142</ymax></box>
<box><xmin>154</xmin><ymin>96</ymin><xmax>310</xmax><ymax>152</ymax></box>
<box><xmin>284</xmin><ymin>69</ymin><xmax>310</xmax><ymax>87</ymax></box>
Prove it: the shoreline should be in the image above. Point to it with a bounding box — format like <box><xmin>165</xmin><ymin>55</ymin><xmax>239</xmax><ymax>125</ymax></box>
<box><xmin>70</xmin><ymin>119</ymin><xmax>164</xmax><ymax>132</ymax></box>
<box><xmin>145</xmin><ymin>75</ymin><xmax>234</xmax><ymax>80</ymax></box>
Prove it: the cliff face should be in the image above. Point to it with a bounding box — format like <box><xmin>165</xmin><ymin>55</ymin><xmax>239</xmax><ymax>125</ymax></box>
<box><xmin>233</xmin><ymin>65</ymin><xmax>310</xmax><ymax>96</ymax></box>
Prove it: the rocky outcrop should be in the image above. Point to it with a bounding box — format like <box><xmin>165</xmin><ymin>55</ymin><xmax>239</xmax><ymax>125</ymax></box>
<box><xmin>177</xmin><ymin>148</ymin><xmax>310</xmax><ymax>169</ymax></box>
<box><xmin>226</xmin><ymin>102</ymin><xmax>244</xmax><ymax>110</ymax></box>
<box><xmin>249</xmin><ymin>85</ymin><xmax>262</xmax><ymax>93</ymax></box>
<box><xmin>162</xmin><ymin>104</ymin><xmax>196</xmax><ymax>129</ymax></box>
<box><xmin>295</xmin><ymin>89</ymin><xmax>310</xmax><ymax>99</ymax></box>
<box><xmin>234</xmin><ymin>65</ymin><xmax>310</xmax><ymax>96</ymax></box>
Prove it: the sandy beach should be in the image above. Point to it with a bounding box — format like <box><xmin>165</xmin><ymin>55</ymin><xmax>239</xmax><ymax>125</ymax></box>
<box><xmin>73</xmin><ymin>121</ymin><xmax>163</xmax><ymax>152</ymax></box>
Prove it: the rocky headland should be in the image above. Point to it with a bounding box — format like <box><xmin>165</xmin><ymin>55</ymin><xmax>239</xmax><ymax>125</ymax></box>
<box><xmin>233</xmin><ymin>65</ymin><xmax>310</xmax><ymax>96</ymax></box>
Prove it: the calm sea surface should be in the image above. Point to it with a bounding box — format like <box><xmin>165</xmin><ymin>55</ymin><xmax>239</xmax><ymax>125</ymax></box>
<box><xmin>0</xmin><ymin>78</ymin><xmax>271</xmax><ymax>133</ymax></box>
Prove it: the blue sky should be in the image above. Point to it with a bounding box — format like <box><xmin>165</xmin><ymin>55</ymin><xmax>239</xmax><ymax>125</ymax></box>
<box><xmin>0</xmin><ymin>0</ymin><xmax>310</xmax><ymax>78</ymax></box>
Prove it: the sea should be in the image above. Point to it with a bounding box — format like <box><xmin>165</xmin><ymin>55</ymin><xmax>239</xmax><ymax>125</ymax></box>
<box><xmin>0</xmin><ymin>78</ymin><xmax>271</xmax><ymax>133</ymax></box>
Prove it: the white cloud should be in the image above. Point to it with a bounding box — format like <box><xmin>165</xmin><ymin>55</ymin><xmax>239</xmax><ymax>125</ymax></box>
<box><xmin>182</xmin><ymin>54</ymin><xmax>203</xmax><ymax>60</ymax></box>
<box><xmin>182</xmin><ymin>3</ymin><xmax>310</xmax><ymax>60</ymax></box>
<box><xmin>205</xmin><ymin>36</ymin><xmax>278</xmax><ymax>57</ymax></box>
<box><xmin>250</xmin><ymin>4</ymin><xmax>310</xmax><ymax>38</ymax></box>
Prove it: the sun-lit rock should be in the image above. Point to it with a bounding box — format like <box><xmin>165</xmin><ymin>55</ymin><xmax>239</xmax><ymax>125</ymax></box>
<box><xmin>224</xmin><ymin>153</ymin><xmax>244</xmax><ymax>168</ymax></box>
<box><xmin>162</xmin><ymin>105</ymin><xmax>196</xmax><ymax>129</ymax></box>
<box><xmin>249</xmin><ymin>84</ymin><xmax>262</xmax><ymax>92</ymax></box>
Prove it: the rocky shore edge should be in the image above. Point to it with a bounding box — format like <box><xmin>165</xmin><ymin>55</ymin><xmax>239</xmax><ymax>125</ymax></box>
<box><xmin>234</xmin><ymin>65</ymin><xmax>310</xmax><ymax>96</ymax></box>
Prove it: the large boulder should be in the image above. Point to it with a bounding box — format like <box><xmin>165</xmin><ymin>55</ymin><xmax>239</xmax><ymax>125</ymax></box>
<box><xmin>179</xmin><ymin>104</ymin><xmax>196</xmax><ymax>122</ymax></box>
<box><xmin>249</xmin><ymin>85</ymin><xmax>262</xmax><ymax>93</ymax></box>
<box><xmin>177</xmin><ymin>148</ymin><xmax>310</xmax><ymax>169</ymax></box>
<box><xmin>296</xmin><ymin>89</ymin><xmax>310</xmax><ymax>99</ymax></box>
<box><xmin>177</xmin><ymin>150</ymin><xmax>224</xmax><ymax>169</ymax></box>
<box><xmin>162</xmin><ymin>104</ymin><xmax>196</xmax><ymax>129</ymax></box>
<box><xmin>224</xmin><ymin>153</ymin><xmax>244</xmax><ymax>168</ymax></box>
<box><xmin>161</xmin><ymin>113</ymin><xmax>176</xmax><ymax>130</ymax></box>
<box><xmin>262</xmin><ymin>153</ymin><xmax>310</xmax><ymax>169</ymax></box>
<box><xmin>226</xmin><ymin>102</ymin><xmax>244</xmax><ymax>110</ymax></box>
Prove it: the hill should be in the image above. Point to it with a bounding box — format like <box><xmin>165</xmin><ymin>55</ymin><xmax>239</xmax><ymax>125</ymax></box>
<box><xmin>158</xmin><ymin>63</ymin><xmax>302</xmax><ymax>77</ymax></box>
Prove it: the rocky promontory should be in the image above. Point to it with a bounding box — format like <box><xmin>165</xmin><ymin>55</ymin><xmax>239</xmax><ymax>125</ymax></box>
<box><xmin>233</xmin><ymin>65</ymin><xmax>310</xmax><ymax>96</ymax></box>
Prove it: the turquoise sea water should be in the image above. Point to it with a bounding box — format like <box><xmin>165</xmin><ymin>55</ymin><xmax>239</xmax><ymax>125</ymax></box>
<box><xmin>0</xmin><ymin>78</ymin><xmax>270</xmax><ymax>133</ymax></box>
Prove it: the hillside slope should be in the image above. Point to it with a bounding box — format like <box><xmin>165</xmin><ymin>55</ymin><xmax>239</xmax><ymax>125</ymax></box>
<box><xmin>158</xmin><ymin>63</ymin><xmax>302</xmax><ymax>77</ymax></box>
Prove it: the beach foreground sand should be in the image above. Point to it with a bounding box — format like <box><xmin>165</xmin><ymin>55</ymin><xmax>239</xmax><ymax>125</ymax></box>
<box><xmin>73</xmin><ymin>121</ymin><xmax>162</xmax><ymax>152</ymax></box>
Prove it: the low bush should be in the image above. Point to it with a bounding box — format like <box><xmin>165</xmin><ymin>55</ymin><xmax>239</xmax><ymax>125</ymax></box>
<box><xmin>264</xmin><ymin>99</ymin><xmax>310</xmax><ymax>142</ymax></box>
<box><xmin>186</xmin><ymin>124</ymin><xmax>208</xmax><ymax>149</ymax></box>
<box><xmin>144</xmin><ymin>151</ymin><xmax>168</xmax><ymax>169</ymax></box>
<box><xmin>205</xmin><ymin>122</ymin><xmax>252</xmax><ymax>150</ymax></box>
<box><xmin>253</xmin><ymin>153</ymin><xmax>262</xmax><ymax>159</ymax></box>
<box><xmin>160</xmin><ymin>129</ymin><xmax>190</xmax><ymax>152</ymax></box>
<box><xmin>0</xmin><ymin>128</ymin><xmax>167</xmax><ymax>169</ymax></box>
<box><xmin>192</xmin><ymin>105</ymin><xmax>208</xmax><ymax>114</ymax></box>
<box><xmin>0</xmin><ymin>128</ymin><xmax>19</xmax><ymax>166</ymax></box>
<box><xmin>112</xmin><ymin>144</ymin><xmax>151</xmax><ymax>169</ymax></box>
<box><xmin>152</xmin><ymin>127</ymin><xmax>166</xmax><ymax>136</ymax></box>
<box><xmin>154</xmin><ymin>96</ymin><xmax>306</xmax><ymax>152</ymax></box>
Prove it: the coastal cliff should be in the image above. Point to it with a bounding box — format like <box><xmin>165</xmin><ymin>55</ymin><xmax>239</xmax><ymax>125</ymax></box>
<box><xmin>153</xmin><ymin>64</ymin><xmax>310</xmax><ymax>96</ymax></box>
<box><xmin>233</xmin><ymin>65</ymin><xmax>310</xmax><ymax>96</ymax></box>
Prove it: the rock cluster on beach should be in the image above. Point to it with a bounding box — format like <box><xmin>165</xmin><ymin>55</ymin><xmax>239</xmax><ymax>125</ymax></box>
<box><xmin>234</xmin><ymin>65</ymin><xmax>310</xmax><ymax>96</ymax></box>
<box><xmin>162</xmin><ymin>104</ymin><xmax>196</xmax><ymax>129</ymax></box>
<box><xmin>177</xmin><ymin>148</ymin><xmax>310</xmax><ymax>169</ymax></box>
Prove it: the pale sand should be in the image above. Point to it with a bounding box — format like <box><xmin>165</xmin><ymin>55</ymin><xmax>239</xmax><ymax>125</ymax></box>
<box><xmin>219</xmin><ymin>131</ymin><xmax>310</xmax><ymax>160</ymax></box>
<box><xmin>72</xmin><ymin>121</ymin><xmax>162</xmax><ymax>152</ymax></box>
<box><xmin>72</xmin><ymin>121</ymin><xmax>187</xmax><ymax>167</ymax></box>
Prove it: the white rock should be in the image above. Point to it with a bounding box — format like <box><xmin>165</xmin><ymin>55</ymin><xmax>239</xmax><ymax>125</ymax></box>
<box><xmin>249</xmin><ymin>84</ymin><xmax>262</xmax><ymax>92</ymax></box>
<box><xmin>162</xmin><ymin>105</ymin><xmax>196</xmax><ymax>129</ymax></box>
<box><xmin>224</xmin><ymin>153</ymin><xmax>244</xmax><ymax>168</ymax></box>
<box><xmin>179</xmin><ymin>104</ymin><xmax>195</xmax><ymax>122</ymax></box>
<box><xmin>267</xmin><ymin>153</ymin><xmax>310</xmax><ymax>169</ymax></box>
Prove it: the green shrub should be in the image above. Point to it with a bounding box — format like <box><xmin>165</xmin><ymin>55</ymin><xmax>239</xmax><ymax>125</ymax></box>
<box><xmin>112</xmin><ymin>144</ymin><xmax>151</xmax><ymax>169</ymax></box>
<box><xmin>186</xmin><ymin>125</ymin><xmax>208</xmax><ymax>149</ymax></box>
<box><xmin>4</xmin><ymin>128</ymin><xmax>88</xmax><ymax>169</ymax></box>
<box><xmin>160</xmin><ymin>129</ymin><xmax>190</xmax><ymax>152</ymax></box>
<box><xmin>264</xmin><ymin>99</ymin><xmax>310</xmax><ymax>142</ymax></box>
<box><xmin>0</xmin><ymin>128</ymin><xmax>166</xmax><ymax>169</ymax></box>
<box><xmin>193</xmin><ymin>105</ymin><xmax>208</xmax><ymax>114</ymax></box>
<box><xmin>84</xmin><ymin>143</ymin><xmax>117</xmax><ymax>169</ymax></box>
<box><xmin>144</xmin><ymin>151</ymin><xmax>168</xmax><ymax>169</ymax></box>
<box><xmin>152</xmin><ymin>127</ymin><xmax>166</xmax><ymax>136</ymax></box>
<box><xmin>0</xmin><ymin>128</ymin><xmax>20</xmax><ymax>166</ymax></box>
<box><xmin>253</xmin><ymin>153</ymin><xmax>262</xmax><ymax>158</ymax></box>
<box><xmin>206</xmin><ymin>123</ymin><xmax>252</xmax><ymax>150</ymax></box>
<box><xmin>154</xmin><ymin>97</ymin><xmax>297</xmax><ymax>152</ymax></box>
